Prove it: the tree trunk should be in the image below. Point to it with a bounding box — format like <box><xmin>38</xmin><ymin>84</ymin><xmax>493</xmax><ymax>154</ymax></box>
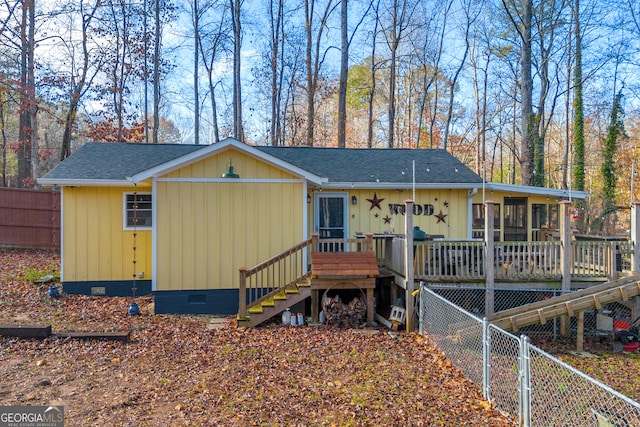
<box><xmin>520</xmin><ymin>0</ymin><xmax>534</xmax><ymax>186</ymax></box>
<box><xmin>18</xmin><ymin>0</ymin><xmax>35</xmax><ymax>187</ymax></box>
<box><xmin>443</xmin><ymin>6</ymin><xmax>471</xmax><ymax>151</ymax></box>
<box><xmin>367</xmin><ymin>2</ymin><xmax>379</xmax><ymax>149</ymax></box>
<box><xmin>337</xmin><ymin>0</ymin><xmax>348</xmax><ymax>148</ymax></box>
<box><xmin>193</xmin><ymin>0</ymin><xmax>200</xmax><ymax>145</ymax></box>
<box><xmin>153</xmin><ymin>0</ymin><xmax>161</xmax><ymax>143</ymax></box>
<box><xmin>305</xmin><ymin>0</ymin><xmax>314</xmax><ymax>146</ymax></box>
<box><xmin>231</xmin><ymin>0</ymin><xmax>243</xmax><ymax>141</ymax></box>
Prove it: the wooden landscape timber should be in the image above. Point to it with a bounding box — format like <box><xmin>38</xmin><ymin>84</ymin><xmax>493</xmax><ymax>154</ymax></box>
<box><xmin>0</xmin><ymin>323</ymin><xmax>130</xmax><ymax>341</ymax></box>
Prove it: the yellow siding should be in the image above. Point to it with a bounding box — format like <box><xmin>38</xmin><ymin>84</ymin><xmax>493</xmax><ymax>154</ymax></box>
<box><xmin>312</xmin><ymin>188</ymin><xmax>471</xmax><ymax>238</ymax></box>
<box><xmin>155</xmin><ymin>149</ymin><xmax>304</xmax><ymax>291</ymax></box>
<box><xmin>164</xmin><ymin>147</ymin><xmax>297</xmax><ymax>180</ymax></box>
<box><xmin>62</xmin><ymin>186</ymin><xmax>152</xmax><ymax>282</ymax></box>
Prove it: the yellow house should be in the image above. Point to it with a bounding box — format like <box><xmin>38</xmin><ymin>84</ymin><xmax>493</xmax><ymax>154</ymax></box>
<box><xmin>38</xmin><ymin>138</ymin><xmax>586</xmax><ymax>315</ymax></box>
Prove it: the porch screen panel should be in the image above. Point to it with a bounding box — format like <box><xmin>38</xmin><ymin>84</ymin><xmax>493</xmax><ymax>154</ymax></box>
<box><xmin>504</xmin><ymin>198</ymin><xmax>527</xmax><ymax>241</ymax></box>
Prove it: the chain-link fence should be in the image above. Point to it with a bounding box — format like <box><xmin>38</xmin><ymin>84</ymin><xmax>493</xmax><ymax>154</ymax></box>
<box><xmin>425</xmin><ymin>285</ymin><xmax>640</xmax><ymax>347</ymax></box>
<box><xmin>419</xmin><ymin>285</ymin><xmax>640</xmax><ymax>427</ymax></box>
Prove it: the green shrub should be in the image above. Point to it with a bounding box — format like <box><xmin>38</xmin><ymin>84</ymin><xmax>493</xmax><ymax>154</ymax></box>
<box><xmin>21</xmin><ymin>262</ymin><xmax>60</xmax><ymax>284</ymax></box>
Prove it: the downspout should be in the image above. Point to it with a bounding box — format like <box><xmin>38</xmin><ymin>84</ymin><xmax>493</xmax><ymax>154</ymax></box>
<box><xmin>468</xmin><ymin>188</ymin><xmax>478</xmax><ymax>239</ymax></box>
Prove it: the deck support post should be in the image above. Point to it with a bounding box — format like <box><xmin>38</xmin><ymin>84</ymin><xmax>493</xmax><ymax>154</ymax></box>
<box><xmin>559</xmin><ymin>200</ymin><xmax>572</xmax><ymax>336</ymax></box>
<box><xmin>404</xmin><ymin>199</ymin><xmax>415</xmax><ymax>332</ymax></box>
<box><xmin>576</xmin><ymin>311</ymin><xmax>584</xmax><ymax>353</ymax></box>
<box><xmin>238</xmin><ymin>267</ymin><xmax>247</xmax><ymax>318</ymax></box>
<box><xmin>484</xmin><ymin>200</ymin><xmax>496</xmax><ymax>316</ymax></box>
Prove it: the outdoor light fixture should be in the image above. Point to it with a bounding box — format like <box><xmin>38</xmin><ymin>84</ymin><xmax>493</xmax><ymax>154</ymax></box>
<box><xmin>352</xmin><ymin>195</ymin><xmax>357</xmax><ymax>205</ymax></box>
<box><xmin>221</xmin><ymin>159</ymin><xmax>240</xmax><ymax>178</ymax></box>
<box><xmin>307</xmin><ymin>193</ymin><xmax>312</xmax><ymax>203</ymax></box>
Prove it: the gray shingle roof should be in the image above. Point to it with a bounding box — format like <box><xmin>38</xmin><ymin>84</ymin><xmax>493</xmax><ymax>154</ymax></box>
<box><xmin>40</xmin><ymin>141</ymin><xmax>481</xmax><ymax>185</ymax></box>
<box><xmin>41</xmin><ymin>142</ymin><xmax>202</xmax><ymax>181</ymax></box>
<box><xmin>256</xmin><ymin>146</ymin><xmax>481</xmax><ymax>185</ymax></box>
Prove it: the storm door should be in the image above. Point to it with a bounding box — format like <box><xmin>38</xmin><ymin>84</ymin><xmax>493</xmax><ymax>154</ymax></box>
<box><xmin>314</xmin><ymin>193</ymin><xmax>348</xmax><ymax>251</ymax></box>
<box><xmin>503</xmin><ymin>197</ymin><xmax>527</xmax><ymax>241</ymax></box>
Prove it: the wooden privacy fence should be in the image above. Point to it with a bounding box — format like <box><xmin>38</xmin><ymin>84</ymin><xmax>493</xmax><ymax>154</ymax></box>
<box><xmin>0</xmin><ymin>187</ymin><xmax>60</xmax><ymax>249</ymax></box>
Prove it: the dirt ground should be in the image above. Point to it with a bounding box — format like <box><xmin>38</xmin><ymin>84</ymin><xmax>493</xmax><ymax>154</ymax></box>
<box><xmin>0</xmin><ymin>249</ymin><xmax>515</xmax><ymax>426</ymax></box>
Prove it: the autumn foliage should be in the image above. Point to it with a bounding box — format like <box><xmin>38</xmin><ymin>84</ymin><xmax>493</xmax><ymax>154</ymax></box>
<box><xmin>0</xmin><ymin>249</ymin><xmax>517</xmax><ymax>425</ymax></box>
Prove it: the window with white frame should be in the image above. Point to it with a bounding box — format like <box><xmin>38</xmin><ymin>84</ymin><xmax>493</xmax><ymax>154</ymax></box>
<box><xmin>124</xmin><ymin>193</ymin><xmax>152</xmax><ymax>229</ymax></box>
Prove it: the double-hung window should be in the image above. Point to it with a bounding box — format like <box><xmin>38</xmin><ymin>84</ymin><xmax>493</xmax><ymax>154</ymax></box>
<box><xmin>124</xmin><ymin>193</ymin><xmax>152</xmax><ymax>230</ymax></box>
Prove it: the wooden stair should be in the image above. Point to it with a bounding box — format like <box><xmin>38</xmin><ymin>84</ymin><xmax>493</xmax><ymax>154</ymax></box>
<box><xmin>237</xmin><ymin>276</ymin><xmax>311</xmax><ymax>327</ymax></box>
<box><xmin>489</xmin><ymin>274</ymin><xmax>640</xmax><ymax>331</ymax></box>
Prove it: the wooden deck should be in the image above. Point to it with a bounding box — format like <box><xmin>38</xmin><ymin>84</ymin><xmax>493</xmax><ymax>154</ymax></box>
<box><xmin>310</xmin><ymin>251</ymin><xmax>379</xmax><ymax>324</ymax></box>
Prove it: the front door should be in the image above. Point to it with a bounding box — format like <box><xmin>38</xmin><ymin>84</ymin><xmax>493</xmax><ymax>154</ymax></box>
<box><xmin>315</xmin><ymin>193</ymin><xmax>348</xmax><ymax>250</ymax></box>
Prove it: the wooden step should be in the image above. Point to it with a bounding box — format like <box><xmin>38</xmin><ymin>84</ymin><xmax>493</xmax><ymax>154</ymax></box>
<box><xmin>261</xmin><ymin>297</ymin><xmax>276</xmax><ymax>307</ymax></box>
<box><xmin>297</xmin><ymin>277</ymin><xmax>311</xmax><ymax>287</ymax></box>
<box><xmin>242</xmin><ymin>286</ymin><xmax>312</xmax><ymax>327</ymax></box>
<box><xmin>248</xmin><ymin>306</ymin><xmax>263</xmax><ymax>314</ymax></box>
<box><xmin>284</xmin><ymin>285</ymin><xmax>300</xmax><ymax>294</ymax></box>
<box><xmin>273</xmin><ymin>291</ymin><xmax>288</xmax><ymax>300</ymax></box>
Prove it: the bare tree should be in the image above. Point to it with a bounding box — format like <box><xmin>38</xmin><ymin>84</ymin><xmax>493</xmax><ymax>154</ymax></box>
<box><xmin>380</xmin><ymin>0</ymin><xmax>416</xmax><ymax>148</ymax></box>
<box><xmin>17</xmin><ymin>0</ymin><xmax>36</xmax><ymax>186</ymax></box>
<box><xmin>193</xmin><ymin>0</ymin><xmax>200</xmax><ymax>145</ymax></box>
<box><xmin>59</xmin><ymin>0</ymin><xmax>105</xmax><ymax>160</ymax></box>
<box><xmin>442</xmin><ymin>0</ymin><xmax>477</xmax><ymax>150</ymax></box>
<box><xmin>304</xmin><ymin>0</ymin><xmax>337</xmax><ymax>146</ymax></box>
<box><xmin>197</xmin><ymin>1</ymin><xmax>229</xmax><ymax>144</ymax></box>
<box><xmin>153</xmin><ymin>0</ymin><xmax>161</xmax><ymax>143</ymax></box>
<box><xmin>502</xmin><ymin>0</ymin><xmax>535</xmax><ymax>185</ymax></box>
<box><xmin>230</xmin><ymin>0</ymin><xmax>243</xmax><ymax>140</ymax></box>
<box><xmin>336</xmin><ymin>0</ymin><xmax>373</xmax><ymax>148</ymax></box>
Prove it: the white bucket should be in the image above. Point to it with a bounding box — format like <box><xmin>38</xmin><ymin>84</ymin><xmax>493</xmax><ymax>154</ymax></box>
<box><xmin>282</xmin><ymin>309</ymin><xmax>291</xmax><ymax>325</ymax></box>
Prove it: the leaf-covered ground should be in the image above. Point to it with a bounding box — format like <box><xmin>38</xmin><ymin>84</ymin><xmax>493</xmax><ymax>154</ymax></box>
<box><xmin>3</xmin><ymin>248</ymin><xmax>637</xmax><ymax>425</ymax></box>
<box><xmin>0</xmin><ymin>249</ymin><xmax>514</xmax><ymax>426</ymax></box>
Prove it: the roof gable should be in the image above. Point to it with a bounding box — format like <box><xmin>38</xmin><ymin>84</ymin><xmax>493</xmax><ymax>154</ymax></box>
<box><xmin>128</xmin><ymin>138</ymin><xmax>325</xmax><ymax>184</ymax></box>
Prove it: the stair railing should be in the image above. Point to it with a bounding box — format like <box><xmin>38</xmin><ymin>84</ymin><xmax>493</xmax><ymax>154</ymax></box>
<box><xmin>238</xmin><ymin>233</ymin><xmax>375</xmax><ymax>318</ymax></box>
<box><xmin>239</xmin><ymin>238</ymin><xmax>313</xmax><ymax>318</ymax></box>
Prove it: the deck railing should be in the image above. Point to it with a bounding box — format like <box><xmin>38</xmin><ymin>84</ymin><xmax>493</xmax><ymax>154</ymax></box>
<box><xmin>571</xmin><ymin>241</ymin><xmax>612</xmax><ymax>278</ymax></box>
<box><xmin>388</xmin><ymin>238</ymin><xmax>625</xmax><ymax>282</ymax></box>
<box><xmin>239</xmin><ymin>234</ymin><xmax>632</xmax><ymax>318</ymax></box>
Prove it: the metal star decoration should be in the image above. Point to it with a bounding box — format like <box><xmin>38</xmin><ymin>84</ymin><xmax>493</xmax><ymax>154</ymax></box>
<box><xmin>367</xmin><ymin>193</ymin><xmax>385</xmax><ymax>210</ymax></box>
<box><xmin>383</xmin><ymin>215</ymin><xmax>392</xmax><ymax>224</ymax></box>
<box><xmin>435</xmin><ymin>210</ymin><xmax>447</xmax><ymax>224</ymax></box>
